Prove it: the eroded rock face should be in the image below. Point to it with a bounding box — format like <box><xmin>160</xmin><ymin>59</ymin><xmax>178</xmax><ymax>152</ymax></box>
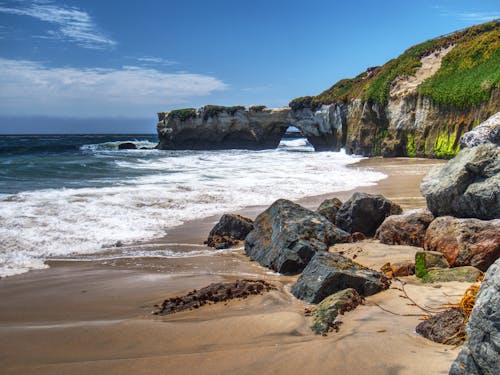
<box><xmin>157</xmin><ymin>105</ymin><xmax>346</xmax><ymax>151</ymax></box>
<box><xmin>291</xmin><ymin>252</ymin><xmax>390</xmax><ymax>303</ymax></box>
<box><xmin>335</xmin><ymin>192</ymin><xmax>402</xmax><ymax>236</ymax></box>
<box><xmin>420</xmin><ymin>144</ymin><xmax>500</xmax><ymax>220</ymax></box>
<box><xmin>244</xmin><ymin>199</ymin><xmax>351</xmax><ymax>275</ymax></box>
<box><xmin>460</xmin><ymin>111</ymin><xmax>500</xmax><ymax>148</ymax></box>
<box><xmin>376</xmin><ymin>209</ymin><xmax>434</xmax><ymax>247</ymax></box>
<box><xmin>205</xmin><ymin>214</ymin><xmax>254</xmax><ymax>249</ymax></box>
<box><xmin>424</xmin><ymin>216</ymin><xmax>500</xmax><ymax>271</ymax></box>
<box><xmin>449</xmin><ymin>259</ymin><xmax>500</xmax><ymax>375</ymax></box>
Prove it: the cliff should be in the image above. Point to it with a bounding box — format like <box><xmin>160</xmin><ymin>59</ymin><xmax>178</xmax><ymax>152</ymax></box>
<box><xmin>157</xmin><ymin>20</ymin><xmax>499</xmax><ymax>157</ymax></box>
<box><xmin>290</xmin><ymin>20</ymin><xmax>500</xmax><ymax>158</ymax></box>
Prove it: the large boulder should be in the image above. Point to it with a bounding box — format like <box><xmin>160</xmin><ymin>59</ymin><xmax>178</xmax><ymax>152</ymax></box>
<box><xmin>460</xmin><ymin>112</ymin><xmax>500</xmax><ymax>148</ymax></box>
<box><xmin>420</xmin><ymin>143</ymin><xmax>500</xmax><ymax>220</ymax></box>
<box><xmin>335</xmin><ymin>192</ymin><xmax>402</xmax><ymax>236</ymax></box>
<box><xmin>244</xmin><ymin>199</ymin><xmax>351</xmax><ymax>275</ymax></box>
<box><xmin>415</xmin><ymin>251</ymin><xmax>450</xmax><ymax>278</ymax></box>
<box><xmin>291</xmin><ymin>252</ymin><xmax>390</xmax><ymax>303</ymax></box>
<box><xmin>311</xmin><ymin>288</ymin><xmax>363</xmax><ymax>335</ymax></box>
<box><xmin>316</xmin><ymin>197</ymin><xmax>343</xmax><ymax>224</ymax></box>
<box><xmin>424</xmin><ymin>216</ymin><xmax>500</xmax><ymax>271</ymax></box>
<box><xmin>205</xmin><ymin>214</ymin><xmax>254</xmax><ymax>249</ymax></box>
<box><xmin>424</xmin><ymin>267</ymin><xmax>483</xmax><ymax>283</ymax></box>
<box><xmin>450</xmin><ymin>259</ymin><xmax>500</xmax><ymax>375</ymax></box>
<box><xmin>118</xmin><ymin>142</ymin><xmax>137</xmax><ymax>150</ymax></box>
<box><xmin>375</xmin><ymin>209</ymin><xmax>434</xmax><ymax>247</ymax></box>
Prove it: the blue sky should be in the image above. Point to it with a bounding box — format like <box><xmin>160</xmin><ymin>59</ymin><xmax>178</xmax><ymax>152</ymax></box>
<box><xmin>0</xmin><ymin>0</ymin><xmax>498</xmax><ymax>133</ymax></box>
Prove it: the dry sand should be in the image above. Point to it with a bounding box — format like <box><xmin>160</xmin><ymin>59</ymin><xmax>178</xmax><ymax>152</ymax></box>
<box><xmin>0</xmin><ymin>157</ymin><xmax>472</xmax><ymax>375</ymax></box>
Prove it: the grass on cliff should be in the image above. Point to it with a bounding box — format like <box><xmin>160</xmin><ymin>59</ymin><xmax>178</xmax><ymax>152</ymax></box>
<box><xmin>290</xmin><ymin>20</ymin><xmax>499</xmax><ymax>109</ymax></box>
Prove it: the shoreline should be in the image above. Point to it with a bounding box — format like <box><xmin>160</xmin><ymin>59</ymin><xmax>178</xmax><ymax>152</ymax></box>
<box><xmin>1</xmin><ymin>156</ymin><xmax>466</xmax><ymax>375</ymax></box>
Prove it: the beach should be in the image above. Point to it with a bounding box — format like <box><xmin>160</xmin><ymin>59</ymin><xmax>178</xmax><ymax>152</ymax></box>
<box><xmin>0</xmin><ymin>156</ymin><xmax>475</xmax><ymax>375</ymax></box>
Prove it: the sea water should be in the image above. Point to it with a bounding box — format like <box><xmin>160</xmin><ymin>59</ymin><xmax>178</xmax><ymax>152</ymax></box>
<box><xmin>0</xmin><ymin>134</ymin><xmax>386</xmax><ymax>277</ymax></box>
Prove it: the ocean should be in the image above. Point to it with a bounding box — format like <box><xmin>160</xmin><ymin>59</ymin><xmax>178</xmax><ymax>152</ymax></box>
<box><xmin>0</xmin><ymin>134</ymin><xmax>387</xmax><ymax>277</ymax></box>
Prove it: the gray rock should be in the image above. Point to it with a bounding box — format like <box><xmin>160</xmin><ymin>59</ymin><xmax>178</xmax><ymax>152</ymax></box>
<box><xmin>424</xmin><ymin>216</ymin><xmax>500</xmax><ymax>271</ymax></box>
<box><xmin>376</xmin><ymin>208</ymin><xmax>434</xmax><ymax>247</ymax></box>
<box><xmin>205</xmin><ymin>214</ymin><xmax>254</xmax><ymax>249</ymax></box>
<box><xmin>244</xmin><ymin>199</ymin><xmax>351</xmax><ymax>275</ymax></box>
<box><xmin>291</xmin><ymin>252</ymin><xmax>390</xmax><ymax>303</ymax></box>
<box><xmin>460</xmin><ymin>112</ymin><xmax>500</xmax><ymax>148</ymax></box>
<box><xmin>450</xmin><ymin>259</ymin><xmax>500</xmax><ymax>375</ymax></box>
<box><xmin>335</xmin><ymin>192</ymin><xmax>402</xmax><ymax>236</ymax></box>
<box><xmin>316</xmin><ymin>197</ymin><xmax>343</xmax><ymax>224</ymax></box>
<box><xmin>425</xmin><ymin>266</ymin><xmax>482</xmax><ymax>283</ymax></box>
<box><xmin>311</xmin><ymin>288</ymin><xmax>363</xmax><ymax>335</ymax></box>
<box><xmin>421</xmin><ymin>144</ymin><xmax>500</xmax><ymax>220</ymax></box>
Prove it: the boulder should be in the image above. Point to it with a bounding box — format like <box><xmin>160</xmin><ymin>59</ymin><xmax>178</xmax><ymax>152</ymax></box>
<box><xmin>416</xmin><ymin>307</ymin><xmax>466</xmax><ymax>344</ymax></box>
<box><xmin>420</xmin><ymin>143</ymin><xmax>500</xmax><ymax>220</ymax></box>
<box><xmin>450</xmin><ymin>259</ymin><xmax>500</xmax><ymax>375</ymax></box>
<box><xmin>316</xmin><ymin>197</ymin><xmax>343</xmax><ymax>224</ymax></box>
<box><xmin>424</xmin><ymin>216</ymin><xmax>500</xmax><ymax>271</ymax></box>
<box><xmin>375</xmin><ymin>209</ymin><xmax>434</xmax><ymax>247</ymax></box>
<box><xmin>311</xmin><ymin>288</ymin><xmax>364</xmax><ymax>335</ymax></box>
<box><xmin>335</xmin><ymin>192</ymin><xmax>402</xmax><ymax>236</ymax></box>
<box><xmin>118</xmin><ymin>142</ymin><xmax>137</xmax><ymax>150</ymax></box>
<box><xmin>291</xmin><ymin>252</ymin><xmax>390</xmax><ymax>303</ymax></box>
<box><xmin>415</xmin><ymin>251</ymin><xmax>450</xmax><ymax>278</ymax></box>
<box><xmin>244</xmin><ymin>199</ymin><xmax>351</xmax><ymax>275</ymax></box>
<box><xmin>425</xmin><ymin>267</ymin><xmax>482</xmax><ymax>283</ymax></box>
<box><xmin>460</xmin><ymin>112</ymin><xmax>500</xmax><ymax>148</ymax></box>
<box><xmin>205</xmin><ymin>214</ymin><xmax>254</xmax><ymax>249</ymax></box>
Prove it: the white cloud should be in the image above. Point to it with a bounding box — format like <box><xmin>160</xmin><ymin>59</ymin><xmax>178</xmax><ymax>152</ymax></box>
<box><xmin>136</xmin><ymin>56</ymin><xmax>179</xmax><ymax>66</ymax></box>
<box><xmin>0</xmin><ymin>58</ymin><xmax>228</xmax><ymax>116</ymax></box>
<box><xmin>457</xmin><ymin>12</ymin><xmax>500</xmax><ymax>22</ymax></box>
<box><xmin>0</xmin><ymin>0</ymin><xmax>115</xmax><ymax>49</ymax></box>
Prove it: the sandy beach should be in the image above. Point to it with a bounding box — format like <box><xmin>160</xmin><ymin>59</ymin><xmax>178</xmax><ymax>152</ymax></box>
<box><xmin>0</xmin><ymin>157</ymin><xmax>473</xmax><ymax>375</ymax></box>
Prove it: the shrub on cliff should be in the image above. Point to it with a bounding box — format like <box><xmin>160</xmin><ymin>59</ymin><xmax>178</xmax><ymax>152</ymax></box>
<box><xmin>290</xmin><ymin>20</ymin><xmax>499</xmax><ymax>109</ymax></box>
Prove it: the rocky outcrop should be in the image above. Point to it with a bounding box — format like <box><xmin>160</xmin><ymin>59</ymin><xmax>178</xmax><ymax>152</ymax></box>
<box><xmin>291</xmin><ymin>252</ymin><xmax>390</xmax><ymax>303</ymax></box>
<box><xmin>421</xmin><ymin>144</ymin><xmax>500</xmax><ymax>220</ymax></box>
<box><xmin>310</xmin><ymin>288</ymin><xmax>363</xmax><ymax>335</ymax></box>
<box><xmin>424</xmin><ymin>216</ymin><xmax>500</xmax><ymax>271</ymax></box>
<box><xmin>157</xmin><ymin>105</ymin><xmax>346</xmax><ymax>151</ymax></box>
<box><xmin>205</xmin><ymin>214</ymin><xmax>254</xmax><ymax>249</ymax></box>
<box><xmin>335</xmin><ymin>193</ymin><xmax>402</xmax><ymax>236</ymax></box>
<box><xmin>316</xmin><ymin>197</ymin><xmax>342</xmax><ymax>224</ymax></box>
<box><xmin>450</xmin><ymin>258</ymin><xmax>500</xmax><ymax>375</ymax></box>
<box><xmin>244</xmin><ymin>199</ymin><xmax>351</xmax><ymax>274</ymax></box>
<box><xmin>460</xmin><ymin>111</ymin><xmax>500</xmax><ymax>148</ymax></box>
<box><xmin>376</xmin><ymin>209</ymin><xmax>434</xmax><ymax>247</ymax></box>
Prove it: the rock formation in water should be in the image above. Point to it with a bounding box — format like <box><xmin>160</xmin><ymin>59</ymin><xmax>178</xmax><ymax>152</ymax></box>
<box><xmin>157</xmin><ymin>21</ymin><xmax>499</xmax><ymax>157</ymax></box>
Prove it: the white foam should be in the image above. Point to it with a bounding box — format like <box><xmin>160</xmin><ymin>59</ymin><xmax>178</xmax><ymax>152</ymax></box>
<box><xmin>0</xmin><ymin>148</ymin><xmax>386</xmax><ymax>277</ymax></box>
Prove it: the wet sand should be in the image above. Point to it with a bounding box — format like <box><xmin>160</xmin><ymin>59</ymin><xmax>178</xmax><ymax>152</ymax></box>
<box><xmin>1</xmin><ymin>157</ymin><xmax>472</xmax><ymax>375</ymax></box>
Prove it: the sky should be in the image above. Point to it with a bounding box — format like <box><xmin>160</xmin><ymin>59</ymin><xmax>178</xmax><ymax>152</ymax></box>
<box><xmin>0</xmin><ymin>0</ymin><xmax>498</xmax><ymax>134</ymax></box>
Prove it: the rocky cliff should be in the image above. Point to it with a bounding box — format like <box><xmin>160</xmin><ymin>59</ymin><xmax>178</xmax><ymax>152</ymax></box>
<box><xmin>158</xmin><ymin>21</ymin><xmax>499</xmax><ymax>157</ymax></box>
<box><xmin>157</xmin><ymin>105</ymin><xmax>345</xmax><ymax>151</ymax></box>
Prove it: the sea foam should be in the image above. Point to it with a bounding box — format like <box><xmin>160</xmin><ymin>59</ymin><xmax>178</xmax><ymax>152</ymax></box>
<box><xmin>0</xmin><ymin>139</ymin><xmax>386</xmax><ymax>277</ymax></box>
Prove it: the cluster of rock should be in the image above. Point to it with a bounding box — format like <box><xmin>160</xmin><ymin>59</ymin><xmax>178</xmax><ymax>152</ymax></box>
<box><xmin>204</xmin><ymin>214</ymin><xmax>254</xmax><ymax>249</ymax></box>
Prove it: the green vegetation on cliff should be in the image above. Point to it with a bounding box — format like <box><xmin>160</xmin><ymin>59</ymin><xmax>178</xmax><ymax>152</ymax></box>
<box><xmin>168</xmin><ymin>108</ymin><xmax>197</xmax><ymax>121</ymax></box>
<box><xmin>202</xmin><ymin>105</ymin><xmax>245</xmax><ymax>119</ymax></box>
<box><xmin>290</xmin><ymin>20</ymin><xmax>499</xmax><ymax>109</ymax></box>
